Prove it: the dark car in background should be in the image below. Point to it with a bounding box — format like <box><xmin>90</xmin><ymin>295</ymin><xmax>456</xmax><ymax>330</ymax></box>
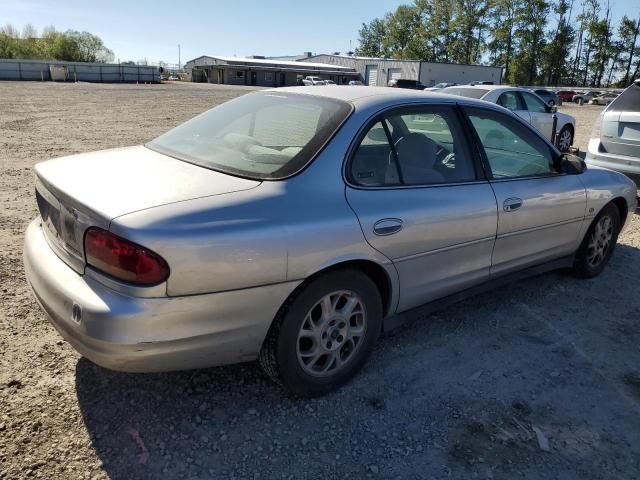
<box><xmin>388</xmin><ymin>79</ymin><xmax>427</xmax><ymax>90</ymax></box>
<box><xmin>533</xmin><ymin>89</ymin><xmax>560</xmax><ymax>106</ymax></box>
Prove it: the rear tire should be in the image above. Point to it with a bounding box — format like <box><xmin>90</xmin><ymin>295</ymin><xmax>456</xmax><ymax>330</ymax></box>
<box><xmin>259</xmin><ymin>270</ymin><xmax>383</xmax><ymax>397</ymax></box>
<box><xmin>573</xmin><ymin>203</ymin><xmax>620</xmax><ymax>278</ymax></box>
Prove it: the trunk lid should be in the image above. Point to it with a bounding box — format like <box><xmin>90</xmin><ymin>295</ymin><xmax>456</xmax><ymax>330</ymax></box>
<box><xmin>601</xmin><ymin>111</ymin><xmax>640</xmax><ymax>157</ymax></box>
<box><xmin>34</xmin><ymin>146</ymin><xmax>260</xmax><ymax>273</ymax></box>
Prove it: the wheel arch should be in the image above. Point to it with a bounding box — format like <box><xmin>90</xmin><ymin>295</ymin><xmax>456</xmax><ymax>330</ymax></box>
<box><xmin>610</xmin><ymin>196</ymin><xmax>629</xmax><ymax>227</ymax></box>
<box><xmin>582</xmin><ymin>197</ymin><xmax>628</xmax><ymax>243</ymax></box>
<box><xmin>272</xmin><ymin>258</ymin><xmax>397</xmax><ymax>327</ymax></box>
<box><xmin>319</xmin><ymin>259</ymin><xmax>395</xmax><ymax>318</ymax></box>
<box><xmin>259</xmin><ymin>258</ymin><xmax>398</xmax><ymax>359</ymax></box>
<box><xmin>560</xmin><ymin>122</ymin><xmax>574</xmax><ymax>135</ymax></box>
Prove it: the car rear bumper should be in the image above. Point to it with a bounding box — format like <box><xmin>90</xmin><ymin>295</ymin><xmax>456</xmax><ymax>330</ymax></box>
<box><xmin>23</xmin><ymin>219</ymin><xmax>300</xmax><ymax>372</ymax></box>
<box><xmin>585</xmin><ymin>139</ymin><xmax>640</xmax><ymax>176</ymax></box>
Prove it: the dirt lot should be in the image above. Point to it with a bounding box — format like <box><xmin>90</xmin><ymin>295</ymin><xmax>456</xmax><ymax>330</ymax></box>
<box><xmin>1</xmin><ymin>82</ymin><xmax>639</xmax><ymax>480</ymax></box>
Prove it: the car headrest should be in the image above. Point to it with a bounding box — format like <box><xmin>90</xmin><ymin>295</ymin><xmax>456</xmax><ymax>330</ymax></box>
<box><xmin>394</xmin><ymin>133</ymin><xmax>438</xmax><ymax>167</ymax></box>
<box><xmin>385</xmin><ymin>133</ymin><xmax>445</xmax><ymax>184</ymax></box>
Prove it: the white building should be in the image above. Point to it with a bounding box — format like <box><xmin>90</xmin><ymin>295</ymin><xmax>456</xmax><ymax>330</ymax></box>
<box><xmin>298</xmin><ymin>54</ymin><xmax>503</xmax><ymax>86</ymax></box>
<box><xmin>185</xmin><ymin>55</ymin><xmax>358</xmax><ymax>87</ymax></box>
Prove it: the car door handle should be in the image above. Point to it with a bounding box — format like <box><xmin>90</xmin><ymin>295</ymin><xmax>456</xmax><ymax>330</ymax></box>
<box><xmin>373</xmin><ymin>218</ymin><xmax>403</xmax><ymax>236</ymax></box>
<box><xmin>503</xmin><ymin>197</ymin><xmax>523</xmax><ymax>212</ymax></box>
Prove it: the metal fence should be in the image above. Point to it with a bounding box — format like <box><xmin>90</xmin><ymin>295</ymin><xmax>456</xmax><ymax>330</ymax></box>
<box><xmin>0</xmin><ymin>59</ymin><xmax>160</xmax><ymax>83</ymax></box>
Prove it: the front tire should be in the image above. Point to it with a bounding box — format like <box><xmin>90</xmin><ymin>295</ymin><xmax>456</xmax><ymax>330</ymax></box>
<box><xmin>558</xmin><ymin>125</ymin><xmax>573</xmax><ymax>152</ymax></box>
<box><xmin>259</xmin><ymin>270</ymin><xmax>383</xmax><ymax>397</ymax></box>
<box><xmin>573</xmin><ymin>203</ymin><xmax>620</xmax><ymax>278</ymax></box>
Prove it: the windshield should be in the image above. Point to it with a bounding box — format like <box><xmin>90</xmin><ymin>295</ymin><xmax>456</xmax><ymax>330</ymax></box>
<box><xmin>442</xmin><ymin>87</ymin><xmax>489</xmax><ymax>99</ymax></box>
<box><xmin>148</xmin><ymin>92</ymin><xmax>352</xmax><ymax>179</ymax></box>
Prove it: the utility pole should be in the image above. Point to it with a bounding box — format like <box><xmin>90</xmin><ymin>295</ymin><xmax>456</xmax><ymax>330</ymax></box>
<box><xmin>178</xmin><ymin>44</ymin><xmax>181</xmax><ymax>73</ymax></box>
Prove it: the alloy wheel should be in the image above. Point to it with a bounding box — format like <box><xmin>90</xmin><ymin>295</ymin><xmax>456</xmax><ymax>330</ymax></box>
<box><xmin>559</xmin><ymin>128</ymin><xmax>572</xmax><ymax>151</ymax></box>
<box><xmin>587</xmin><ymin>215</ymin><xmax>614</xmax><ymax>267</ymax></box>
<box><xmin>296</xmin><ymin>290</ymin><xmax>366</xmax><ymax>377</ymax></box>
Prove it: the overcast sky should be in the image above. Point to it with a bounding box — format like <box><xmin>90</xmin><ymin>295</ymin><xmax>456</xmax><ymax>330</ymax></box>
<box><xmin>2</xmin><ymin>0</ymin><xmax>639</xmax><ymax>66</ymax></box>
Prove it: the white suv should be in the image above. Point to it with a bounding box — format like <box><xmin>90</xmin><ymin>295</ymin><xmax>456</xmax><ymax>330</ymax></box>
<box><xmin>586</xmin><ymin>80</ymin><xmax>640</xmax><ymax>176</ymax></box>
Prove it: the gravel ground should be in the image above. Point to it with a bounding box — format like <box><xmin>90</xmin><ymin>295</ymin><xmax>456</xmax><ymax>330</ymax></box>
<box><xmin>1</xmin><ymin>82</ymin><xmax>639</xmax><ymax>480</ymax></box>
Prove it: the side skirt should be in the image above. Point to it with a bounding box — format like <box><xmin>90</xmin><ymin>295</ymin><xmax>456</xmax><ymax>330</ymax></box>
<box><xmin>383</xmin><ymin>255</ymin><xmax>575</xmax><ymax>333</ymax></box>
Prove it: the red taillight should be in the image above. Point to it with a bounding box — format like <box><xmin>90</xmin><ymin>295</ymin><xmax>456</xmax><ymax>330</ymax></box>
<box><xmin>84</xmin><ymin>228</ymin><xmax>169</xmax><ymax>286</ymax></box>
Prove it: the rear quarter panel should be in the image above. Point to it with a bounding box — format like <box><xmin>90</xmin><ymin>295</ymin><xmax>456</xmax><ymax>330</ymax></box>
<box><xmin>110</xmin><ymin>112</ymin><xmax>399</xmax><ymax>304</ymax></box>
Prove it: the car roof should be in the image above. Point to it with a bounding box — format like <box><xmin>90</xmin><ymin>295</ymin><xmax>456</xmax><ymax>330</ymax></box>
<box><xmin>446</xmin><ymin>85</ymin><xmax>537</xmax><ymax>95</ymax></box>
<box><xmin>265</xmin><ymin>86</ymin><xmax>489</xmax><ymax>106</ymax></box>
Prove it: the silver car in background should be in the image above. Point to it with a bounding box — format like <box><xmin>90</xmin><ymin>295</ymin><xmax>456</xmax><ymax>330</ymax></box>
<box><xmin>532</xmin><ymin>89</ymin><xmax>560</xmax><ymax>107</ymax></box>
<box><xmin>589</xmin><ymin>92</ymin><xmax>621</xmax><ymax>105</ymax></box>
<box><xmin>586</xmin><ymin>80</ymin><xmax>640</xmax><ymax>176</ymax></box>
<box><xmin>572</xmin><ymin>90</ymin><xmax>601</xmax><ymax>104</ymax></box>
<box><xmin>24</xmin><ymin>87</ymin><xmax>637</xmax><ymax>397</ymax></box>
<box><xmin>442</xmin><ymin>85</ymin><xmax>576</xmax><ymax>152</ymax></box>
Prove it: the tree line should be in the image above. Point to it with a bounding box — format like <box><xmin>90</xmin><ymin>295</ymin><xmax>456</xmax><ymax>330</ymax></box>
<box><xmin>0</xmin><ymin>24</ymin><xmax>114</xmax><ymax>64</ymax></box>
<box><xmin>356</xmin><ymin>0</ymin><xmax>640</xmax><ymax>87</ymax></box>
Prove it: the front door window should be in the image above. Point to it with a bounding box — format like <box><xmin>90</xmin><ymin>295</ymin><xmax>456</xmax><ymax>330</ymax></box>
<box><xmin>464</xmin><ymin>107</ymin><xmax>556</xmax><ymax>178</ymax></box>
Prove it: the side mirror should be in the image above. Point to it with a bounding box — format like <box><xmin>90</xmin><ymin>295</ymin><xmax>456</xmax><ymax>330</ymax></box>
<box><xmin>557</xmin><ymin>153</ymin><xmax>586</xmax><ymax>174</ymax></box>
<box><xmin>548</xmin><ymin>105</ymin><xmax>558</xmax><ymax>113</ymax></box>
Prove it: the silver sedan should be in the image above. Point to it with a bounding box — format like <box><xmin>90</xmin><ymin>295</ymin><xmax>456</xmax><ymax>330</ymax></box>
<box><xmin>442</xmin><ymin>85</ymin><xmax>576</xmax><ymax>152</ymax></box>
<box><xmin>24</xmin><ymin>87</ymin><xmax>637</xmax><ymax>396</ymax></box>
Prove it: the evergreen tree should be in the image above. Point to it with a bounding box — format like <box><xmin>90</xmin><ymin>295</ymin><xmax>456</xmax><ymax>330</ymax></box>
<box><xmin>355</xmin><ymin>18</ymin><xmax>387</xmax><ymax>57</ymax></box>
<box><xmin>541</xmin><ymin>0</ymin><xmax>575</xmax><ymax>86</ymax></box>
<box><xmin>510</xmin><ymin>0</ymin><xmax>550</xmax><ymax>84</ymax></box>
<box><xmin>487</xmin><ymin>0</ymin><xmax>518</xmax><ymax>80</ymax></box>
<box><xmin>616</xmin><ymin>15</ymin><xmax>640</xmax><ymax>85</ymax></box>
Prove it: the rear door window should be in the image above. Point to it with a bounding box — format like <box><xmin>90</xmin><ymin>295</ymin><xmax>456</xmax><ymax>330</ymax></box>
<box><xmin>497</xmin><ymin>91</ymin><xmax>522</xmax><ymax>111</ymax></box>
<box><xmin>349</xmin><ymin>106</ymin><xmax>476</xmax><ymax>186</ymax></box>
<box><xmin>521</xmin><ymin>92</ymin><xmax>548</xmax><ymax>113</ymax></box>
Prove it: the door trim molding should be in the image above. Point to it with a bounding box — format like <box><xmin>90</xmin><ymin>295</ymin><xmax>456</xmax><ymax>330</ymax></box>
<box><xmin>393</xmin><ymin>235</ymin><xmax>496</xmax><ymax>263</ymax></box>
<box><xmin>383</xmin><ymin>254</ymin><xmax>575</xmax><ymax>331</ymax></box>
<box><xmin>497</xmin><ymin>216</ymin><xmax>584</xmax><ymax>239</ymax></box>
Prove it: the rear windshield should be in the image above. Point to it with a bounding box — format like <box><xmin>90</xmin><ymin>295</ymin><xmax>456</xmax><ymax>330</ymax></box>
<box><xmin>607</xmin><ymin>82</ymin><xmax>640</xmax><ymax>112</ymax></box>
<box><xmin>442</xmin><ymin>87</ymin><xmax>489</xmax><ymax>99</ymax></box>
<box><xmin>147</xmin><ymin>92</ymin><xmax>352</xmax><ymax>179</ymax></box>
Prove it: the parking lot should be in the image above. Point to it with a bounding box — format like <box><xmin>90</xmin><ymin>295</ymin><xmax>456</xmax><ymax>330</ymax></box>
<box><xmin>1</xmin><ymin>81</ymin><xmax>639</xmax><ymax>480</ymax></box>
